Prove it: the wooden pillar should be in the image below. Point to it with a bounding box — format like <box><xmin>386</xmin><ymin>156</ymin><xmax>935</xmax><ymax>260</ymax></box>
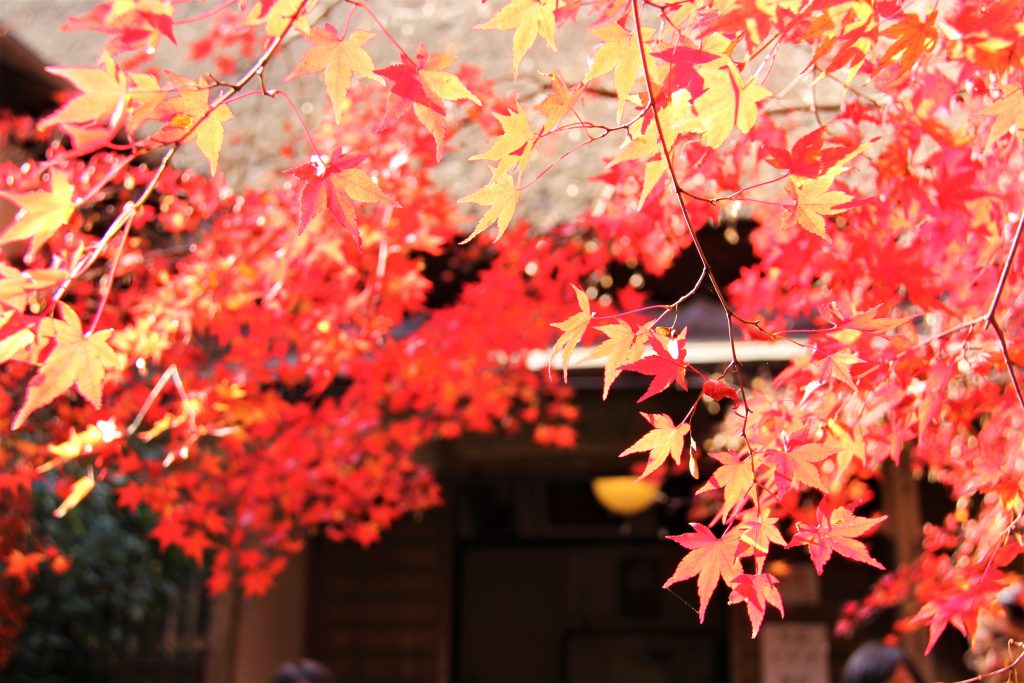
<box><xmin>882</xmin><ymin>459</ymin><xmax>933</xmax><ymax>680</ymax></box>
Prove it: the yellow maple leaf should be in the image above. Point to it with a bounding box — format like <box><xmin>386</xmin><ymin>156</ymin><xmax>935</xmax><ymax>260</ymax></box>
<box><xmin>785</xmin><ymin>175</ymin><xmax>852</xmax><ymax>239</ymax></box>
<box><xmin>458</xmin><ymin>165</ymin><xmax>520</xmax><ymax>243</ymax></box>
<box><xmin>477</xmin><ymin>0</ymin><xmax>557</xmax><ymax>78</ymax></box>
<box><xmin>0</xmin><ymin>172</ymin><xmax>77</xmax><ymax>258</ymax></box>
<box><xmin>41</xmin><ymin>52</ymin><xmax>128</xmax><ymax>131</ymax></box>
<box><xmin>54</xmin><ymin>475</ymin><xmax>96</xmax><ymax>519</ymax></box>
<box><xmin>286</xmin><ymin>27</ymin><xmax>384</xmax><ymax>124</ymax></box>
<box><xmin>584</xmin><ymin>23</ymin><xmax>642</xmax><ymax>122</ymax></box>
<box><xmin>471</xmin><ymin>104</ymin><xmax>536</xmax><ymax>175</ymax></box>
<box><xmin>248</xmin><ymin>0</ymin><xmax>310</xmax><ymax>37</ymax></box>
<box><xmin>620</xmin><ymin>412</ymin><xmax>690</xmax><ymax>479</ymax></box>
<box><xmin>550</xmin><ymin>284</ymin><xmax>593</xmax><ymax>381</ymax></box>
<box><xmin>12</xmin><ymin>304</ymin><xmax>120</xmax><ymax>430</ymax></box>
<box><xmin>583</xmin><ymin>321</ymin><xmax>649</xmax><ymax>398</ymax></box>
<box><xmin>694</xmin><ymin>60</ymin><xmax>771</xmax><ymax>149</ymax></box>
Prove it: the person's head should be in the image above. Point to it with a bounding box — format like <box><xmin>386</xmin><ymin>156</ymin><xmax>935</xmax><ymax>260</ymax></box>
<box><xmin>966</xmin><ymin>584</ymin><xmax>1024</xmax><ymax>676</ymax></box>
<box><xmin>840</xmin><ymin>640</ymin><xmax>924</xmax><ymax>683</ymax></box>
<box><xmin>271</xmin><ymin>658</ymin><xmax>337</xmax><ymax>683</ymax></box>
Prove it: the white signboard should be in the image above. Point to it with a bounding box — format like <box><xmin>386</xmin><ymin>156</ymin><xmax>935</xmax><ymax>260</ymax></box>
<box><xmin>759</xmin><ymin>622</ymin><xmax>831</xmax><ymax>683</ymax></box>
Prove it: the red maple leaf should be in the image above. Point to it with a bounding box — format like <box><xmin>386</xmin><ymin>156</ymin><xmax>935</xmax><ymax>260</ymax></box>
<box><xmin>789</xmin><ymin>504</ymin><xmax>887</xmax><ymax>575</ymax></box>
<box><xmin>284</xmin><ymin>148</ymin><xmax>399</xmax><ymax>247</ymax></box>
<box><xmin>621</xmin><ymin>333</ymin><xmax>688</xmax><ymax>402</ymax></box>
<box><xmin>728</xmin><ymin>572</ymin><xmax>784</xmax><ymax>637</ymax></box>
<box><xmin>652</xmin><ymin>45</ymin><xmax>716</xmax><ymax>99</ymax></box>
<box><xmin>664</xmin><ymin>524</ymin><xmax>742</xmax><ymax>622</ymax></box>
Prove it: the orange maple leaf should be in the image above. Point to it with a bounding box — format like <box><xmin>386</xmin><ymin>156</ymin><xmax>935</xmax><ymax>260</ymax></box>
<box><xmin>664</xmin><ymin>524</ymin><xmax>742</xmax><ymax>621</ymax></box>
<box><xmin>619</xmin><ymin>412</ymin><xmax>690</xmax><ymax>479</ymax></box>
<box><xmin>4</xmin><ymin>549</ymin><xmax>46</xmax><ymax>585</ymax></box>
<box><xmin>784</xmin><ymin>175</ymin><xmax>852</xmax><ymax>239</ymax></box>
<box><xmin>153</xmin><ymin>75</ymin><xmax>233</xmax><ymax>175</ymax></box>
<box><xmin>878</xmin><ymin>10</ymin><xmax>938</xmax><ymax>80</ymax></box>
<box><xmin>286</xmin><ymin>26</ymin><xmax>384</xmax><ymax>124</ymax></box>
<box><xmin>547</xmin><ymin>284</ymin><xmax>592</xmax><ymax>381</ymax></box>
<box><xmin>0</xmin><ymin>172</ymin><xmax>77</xmax><ymax>259</ymax></box>
<box><xmin>696</xmin><ymin>450</ymin><xmax>755</xmax><ymax>522</ymax></box>
<box><xmin>538</xmin><ymin>71</ymin><xmax>582</xmax><ymax>134</ymax></box>
<box><xmin>476</xmin><ymin>0</ymin><xmax>556</xmax><ymax>79</ymax></box>
<box><xmin>12</xmin><ymin>304</ymin><xmax>120</xmax><ymax>430</ymax></box>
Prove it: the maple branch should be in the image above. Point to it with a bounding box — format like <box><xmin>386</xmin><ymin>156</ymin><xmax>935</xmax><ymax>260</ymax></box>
<box><xmin>985</xmin><ymin>207</ymin><xmax>1024</xmax><ymax>410</ymax></box>
<box><xmin>50</xmin><ymin>0</ymin><xmax>312</xmax><ymax>312</ymax></box>
<box><xmin>126</xmin><ymin>364</ymin><xmax>195</xmax><ymax>437</ymax></box>
<box><xmin>950</xmin><ymin>640</ymin><xmax>1024</xmax><ymax>683</ymax></box>
<box><xmin>354</xmin><ymin>2</ymin><xmax>413</xmax><ymax>62</ymax></box>
<box><xmin>86</xmin><ymin>221</ymin><xmax>131</xmax><ymax>336</ymax></box>
<box><xmin>174</xmin><ymin>0</ymin><xmax>236</xmax><ymax>25</ymax></box>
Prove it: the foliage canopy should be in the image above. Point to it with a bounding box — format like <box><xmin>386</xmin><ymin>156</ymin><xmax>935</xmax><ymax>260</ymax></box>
<box><xmin>1</xmin><ymin>0</ymin><xmax>1023</xmax><ymax>670</ymax></box>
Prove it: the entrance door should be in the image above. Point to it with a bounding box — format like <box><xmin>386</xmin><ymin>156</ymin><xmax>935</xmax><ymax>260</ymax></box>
<box><xmin>457</xmin><ymin>542</ymin><xmax>725</xmax><ymax>683</ymax></box>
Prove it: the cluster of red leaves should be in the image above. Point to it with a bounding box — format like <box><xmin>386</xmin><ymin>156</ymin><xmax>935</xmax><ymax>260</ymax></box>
<box><xmin>1</xmin><ymin>0</ymin><xmax>1023</xmax><ymax>657</ymax></box>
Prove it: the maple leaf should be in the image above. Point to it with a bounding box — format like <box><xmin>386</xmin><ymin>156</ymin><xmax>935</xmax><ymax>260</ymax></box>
<box><xmin>980</xmin><ymin>88</ymin><xmax>1024</xmax><ymax>150</ymax></box>
<box><xmin>784</xmin><ymin>175</ymin><xmax>852</xmax><ymax>239</ymax></box>
<box><xmin>584</xmin><ymin>23</ymin><xmax>641</xmax><ymax>122</ymax></box>
<box><xmin>0</xmin><ymin>171</ymin><xmax>77</xmax><ymax>259</ymax></box>
<box><xmin>153</xmin><ymin>75</ymin><xmax>233</xmax><ymax>175</ymax></box>
<box><xmin>376</xmin><ymin>46</ymin><xmax>481</xmax><ymax>159</ymax></box>
<box><xmin>538</xmin><ymin>71</ymin><xmax>582</xmax><ymax>134</ymax></box>
<box><xmin>789</xmin><ymin>504</ymin><xmax>887</xmax><ymax>575</ymax></box>
<box><xmin>703</xmin><ymin>378</ymin><xmax>739</xmax><ymax>402</ymax></box>
<box><xmin>285</xmin><ymin>149</ymin><xmax>399</xmax><ymax>247</ymax></box>
<box><xmin>620</xmin><ymin>333</ymin><xmax>688</xmax><ymax>402</ymax></box>
<box><xmin>583</xmin><ymin>320</ymin><xmax>649</xmax><ymax>398</ymax></box>
<box><xmin>729</xmin><ymin>572</ymin><xmax>784</xmax><ymax>637</ymax></box>
<box><xmin>652</xmin><ymin>45</ymin><xmax>716</xmax><ymax>100</ymax></box>
<box><xmin>821</xmin><ymin>303</ymin><xmax>915</xmax><ymax>334</ymax></box>
<box><xmin>694</xmin><ymin>60</ymin><xmax>771</xmax><ymax>149</ymax></box>
<box><xmin>4</xmin><ymin>549</ymin><xmax>46</xmax><ymax>586</ymax></box>
<box><xmin>476</xmin><ymin>0</ymin><xmax>557</xmax><ymax>78</ymax></box>
<box><xmin>619</xmin><ymin>412</ymin><xmax>690</xmax><ymax>479</ymax></box>
<box><xmin>737</xmin><ymin>512</ymin><xmax>786</xmax><ymax>572</ymax></box>
<box><xmin>878</xmin><ymin>10</ymin><xmax>938</xmax><ymax>80</ymax></box>
<box><xmin>41</xmin><ymin>52</ymin><xmax>128</xmax><ymax>132</ymax></box>
<box><xmin>286</xmin><ymin>26</ymin><xmax>385</xmax><ymax>124</ymax></box>
<box><xmin>548</xmin><ymin>284</ymin><xmax>592</xmax><ymax>381</ymax></box>
<box><xmin>471</xmin><ymin>104</ymin><xmax>536</xmax><ymax>174</ymax></box>
<box><xmin>664</xmin><ymin>524</ymin><xmax>742</xmax><ymax>622</ymax></box>
<box><xmin>458</xmin><ymin>165</ymin><xmax>520</xmax><ymax>243</ymax></box>
<box><xmin>764</xmin><ymin>126</ymin><xmax>858</xmax><ymax>178</ymax></box>
<box><xmin>13</xmin><ymin>304</ymin><xmax>119</xmax><ymax>430</ymax></box>
<box><xmin>765</xmin><ymin>442</ymin><xmax>836</xmax><ymax>496</ymax></box>
<box><xmin>696</xmin><ymin>450</ymin><xmax>755</xmax><ymax>522</ymax></box>
<box><xmin>53</xmin><ymin>474</ymin><xmax>96</xmax><ymax>519</ymax></box>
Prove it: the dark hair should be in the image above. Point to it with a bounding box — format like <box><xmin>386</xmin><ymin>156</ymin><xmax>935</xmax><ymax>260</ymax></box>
<box><xmin>840</xmin><ymin>640</ymin><xmax>924</xmax><ymax>683</ymax></box>
<box><xmin>271</xmin><ymin>658</ymin><xmax>337</xmax><ymax>683</ymax></box>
